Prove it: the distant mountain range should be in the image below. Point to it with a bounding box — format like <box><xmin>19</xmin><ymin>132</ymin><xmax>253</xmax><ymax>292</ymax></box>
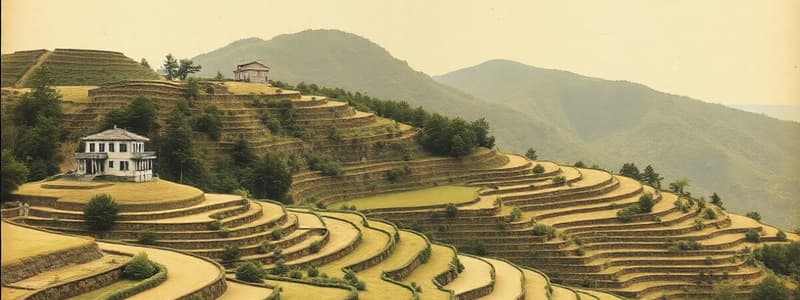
<box><xmin>726</xmin><ymin>104</ymin><xmax>800</xmax><ymax>123</ymax></box>
<box><xmin>193</xmin><ymin>29</ymin><xmax>799</xmax><ymax>229</ymax></box>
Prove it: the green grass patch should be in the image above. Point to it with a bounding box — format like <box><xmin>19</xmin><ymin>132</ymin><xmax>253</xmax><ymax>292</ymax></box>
<box><xmin>337</xmin><ymin>185</ymin><xmax>478</xmax><ymax>210</ymax></box>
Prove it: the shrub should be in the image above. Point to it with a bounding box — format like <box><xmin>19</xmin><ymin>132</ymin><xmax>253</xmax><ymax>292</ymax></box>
<box><xmin>235</xmin><ymin>261</ymin><xmax>265</xmax><ymax>283</ymax></box>
<box><xmin>616</xmin><ymin>205</ymin><xmax>640</xmax><ymax>223</ymax></box>
<box><xmin>411</xmin><ymin>282</ymin><xmax>422</xmax><ymax>292</ymax></box>
<box><xmin>123</xmin><ymin>252</ymin><xmax>157</xmax><ymax>280</ymax></box>
<box><xmin>306</xmin><ymin>153</ymin><xmax>343</xmax><ymax>176</ymax></box>
<box><xmin>745</xmin><ymin>229</ymin><xmax>761</xmax><ymax>243</ymax></box>
<box><xmin>469</xmin><ymin>240</ymin><xmax>489</xmax><ymax>256</ymax></box>
<box><xmin>693</xmin><ymin>218</ymin><xmax>705</xmax><ymax>231</ymax></box>
<box><xmin>776</xmin><ymin>230</ymin><xmax>787</xmax><ymax>241</ymax></box>
<box><xmin>637</xmin><ymin>192</ymin><xmax>654</xmax><ymax>213</ymax></box>
<box><xmin>705</xmin><ymin>256</ymin><xmax>714</xmax><ymax>265</ymax></box>
<box><xmin>532</xmin><ymin>224</ymin><xmax>557</xmax><ymax>240</ymax></box>
<box><xmin>84</xmin><ymin>194</ymin><xmax>119</xmax><ymax>231</ymax></box>
<box><xmin>386</xmin><ymin>166</ymin><xmax>410</xmax><ymax>183</ymax></box>
<box><xmin>349</xmin><ymin>205</ymin><xmax>357</xmax><ymax>211</ymax></box>
<box><xmin>307</xmin><ymin>266</ymin><xmax>319</xmax><ymax>278</ymax></box>
<box><xmin>532</xmin><ymin>164</ymin><xmax>545</xmax><ymax>174</ymax></box>
<box><xmin>746</xmin><ymin>211</ymin><xmax>761</xmax><ymax>221</ymax></box>
<box><xmin>703</xmin><ymin>207</ymin><xmax>718</xmax><ymax>220</ymax></box>
<box><xmin>750</xmin><ymin>275</ymin><xmax>790</xmax><ymax>300</ymax></box>
<box><xmin>221</xmin><ymin>245</ymin><xmax>240</xmax><ymax>262</ymax></box>
<box><xmin>256</xmin><ymin>241</ymin><xmax>272</xmax><ymax>254</ymax></box>
<box><xmin>444</xmin><ymin>203</ymin><xmax>458</xmax><ymax>218</ymax></box>
<box><xmin>510</xmin><ymin>207</ymin><xmax>523</xmax><ymax>222</ymax></box>
<box><xmin>552</xmin><ymin>176</ymin><xmax>566</xmax><ymax>185</ymax></box>
<box><xmin>136</xmin><ymin>231</ymin><xmax>157</xmax><ymax>245</ymax></box>
<box><xmin>207</xmin><ymin>220</ymin><xmax>221</xmax><ymax>231</ymax></box>
<box><xmin>575</xmin><ymin>247</ymin><xmax>585</xmax><ymax>256</ymax></box>
<box><xmin>668</xmin><ymin>240</ymin><xmax>701</xmax><ymax>251</ymax></box>
<box><xmin>289</xmin><ymin>270</ymin><xmax>303</xmax><ymax>279</ymax></box>
<box><xmin>496</xmin><ymin>221</ymin><xmax>509</xmax><ymax>231</ymax></box>
<box><xmin>573</xmin><ymin>236</ymin><xmax>584</xmax><ymax>246</ymax></box>
<box><xmin>270</xmin><ymin>229</ymin><xmax>282</xmax><ymax>241</ymax></box>
<box><xmin>309</xmin><ymin>240</ymin><xmax>323</xmax><ymax>253</ymax></box>
<box><xmin>270</xmin><ymin>259</ymin><xmax>289</xmax><ymax>275</ymax></box>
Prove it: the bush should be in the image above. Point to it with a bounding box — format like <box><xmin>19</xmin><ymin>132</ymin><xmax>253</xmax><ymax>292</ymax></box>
<box><xmin>703</xmin><ymin>207</ymin><xmax>718</xmax><ymax>220</ymax></box>
<box><xmin>289</xmin><ymin>270</ymin><xmax>303</xmax><ymax>279</ymax></box>
<box><xmin>235</xmin><ymin>261</ymin><xmax>265</xmax><ymax>283</ymax></box>
<box><xmin>693</xmin><ymin>218</ymin><xmax>705</xmax><ymax>231</ymax></box>
<box><xmin>307</xmin><ymin>266</ymin><xmax>319</xmax><ymax>278</ymax></box>
<box><xmin>270</xmin><ymin>229</ymin><xmax>282</xmax><ymax>241</ymax></box>
<box><xmin>637</xmin><ymin>192</ymin><xmax>654</xmax><ymax>213</ymax></box>
<box><xmin>84</xmin><ymin>194</ymin><xmax>119</xmax><ymax>231</ymax></box>
<box><xmin>444</xmin><ymin>203</ymin><xmax>458</xmax><ymax>218</ymax></box>
<box><xmin>668</xmin><ymin>240</ymin><xmax>701</xmax><ymax>251</ymax></box>
<box><xmin>746</xmin><ymin>211</ymin><xmax>762</xmax><ymax>221</ymax></box>
<box><xmin>309</xmin><ymin>240</ymin><xmax>323</xmax><ymax>253</ymax></box>
<box><xmin>552</xmin><ymin>176</ymin><xmax>566</xmax><ymax>185</ymax></box>
<box><xmin>532</xmin><ymin>164</ymin><xmax>545</xmax><ymax>174</ymax></box>
<box><xmin>750</xmin><ymin>275</ymin><xmax>790</xmax><ymax>300</ymax></box>
<box><xmin>386</xmin><ymin>166</ymin><xmax>410</xmax><ymax>183</ymax></box>
<box><xmin>136</xmin><ymin>231</ymin><xmax>157</xmax><ymax>245</ymax></box>
<box><xmin>256</xmin><ymin>241</ymin><xmax>272</xmax><ymax>254</ymax></box>
<box><xmin>496</xmin><ymin>221</ymin><xmax>509</xmax><ymax>231</ymax></box>
<box><xmin>705</xmin><ymin>256</ymin><xmax>714</xmax><ymax>265</ymax></box>
<box><xmin>510</xmin><ymin>207</ymin><xmax>523</xmax><ymax>222</ymax></box>
<box><xmin>575</xmin><ymin>247</ymin><xmax>585</xmax><ymax>256</ymax></box>
<box><xmin>221</xmin><ymin>245</ymin><xmax>240</xmax><ymax>262</ymax></box>
<box><xmin>207</xmin><ymin>220</ymin><xmax>221</xmax><ymax>230</ymax></box>
<box><xmin>745</xmin><ymin>229</ymin><xmax>761</xmax><ymax>243</ymax></box>
<box><xmin>532</xmin><ymin>224</ymin><xmax>557</xmax><ymax>240</ymax></box>
<box><xmin>616</xmin><ymin>205</ymin><xmax>640</xmax><ymax>223</ymax></box>
<box><xmin>306</xmin><ymin>153</ymin><xmax>343</xmax><ymax>176</ymax></box>
<box><xmin>123</xmin><ymin>252</ymin><xmax>157</xmax><ymax>280</ymax></box>
<box><xmin>469</xmin><ymin>240</ymin><xmax>488</xmax><ymax>256</ymax></box>
<box><xmin>270</xmin><ymin>259</ymin><xmax>289</xmax><ymax>275</ymax></box>
<box><xmin>776</xmin><ymin>230</ymin><xmax>787</xmax><ymax>241</ymax></box>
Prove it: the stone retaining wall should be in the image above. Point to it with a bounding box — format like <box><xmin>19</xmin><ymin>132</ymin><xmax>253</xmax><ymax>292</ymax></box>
<box><xmin>1</xmin><ymin>243</ymin><xmax>104</xmax><ymax>284</ymax></box>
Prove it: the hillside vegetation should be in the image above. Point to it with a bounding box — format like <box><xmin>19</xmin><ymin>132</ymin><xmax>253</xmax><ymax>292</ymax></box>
<box><xmin>435</xmin><ymin>59</ymin><xmax>800</xmax><ymax>229</ymax></box>
<box><xmin>193</xmin><ymin>30</ymin><xmax>799</xmax><ymax>229</ymax></box>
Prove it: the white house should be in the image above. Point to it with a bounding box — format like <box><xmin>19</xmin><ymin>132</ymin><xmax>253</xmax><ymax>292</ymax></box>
<box><xmin>233</xmin><ymin>61</ymin><xmax>270</xmax><ymax>84</ymax></box>
<box><xmin>74</xmin><ymin>126</ymin><xmax>156</xmax><ymax>182</ymax></box>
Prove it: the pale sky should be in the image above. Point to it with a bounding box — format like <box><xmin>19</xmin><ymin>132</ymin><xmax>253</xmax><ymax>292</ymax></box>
<box><xmin>2</xmin><ymin>0</ymin><xmax>798</xmax><ymax>105</ymax></box>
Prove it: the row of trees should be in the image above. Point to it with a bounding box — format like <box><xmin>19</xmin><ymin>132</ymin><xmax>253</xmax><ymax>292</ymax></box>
<box><xmin>162</xmin><ymin>54</ymin><xmax>202</xmax><ymax>81</ymax></box>
<box><xmin>271</xmin><ymin>81</ymin><xmax>495</xmax><ymax>157</ymax></box>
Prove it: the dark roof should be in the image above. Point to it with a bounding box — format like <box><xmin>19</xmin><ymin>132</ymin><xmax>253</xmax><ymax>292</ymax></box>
<box><xmin>235</xmin><ymin>61</ymin><xmax>270</xmax><ymax>70</ymax></box>
<box><xmin>81</xmin><ymin>127</ymin><xmax>150</xmax><ymax>141</ymax></box>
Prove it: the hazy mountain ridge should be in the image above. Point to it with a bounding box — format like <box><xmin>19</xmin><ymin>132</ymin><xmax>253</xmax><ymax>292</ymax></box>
<box><xmin>435</xmin><ymin>59</ymin><xmax>800</xmax><ymax>228</ymax></box>
<box><xmin>192</xmin><ymin>30</ymin><xmax>798</xmax><ymax>228</ymax></box>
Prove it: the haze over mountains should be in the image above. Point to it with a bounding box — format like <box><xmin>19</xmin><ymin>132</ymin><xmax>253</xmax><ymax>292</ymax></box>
<box><xmin>193</xmin><ymin>29</ymin><xmax>799</xmax><ymax>228</ymax></box>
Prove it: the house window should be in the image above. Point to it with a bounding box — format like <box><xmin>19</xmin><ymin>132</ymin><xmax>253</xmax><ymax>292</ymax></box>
<box><xmin>120</xmin><ymin>161</ymin><xmax>128</xmax><ymax>171</ymax></box>
<box><xmin>109</xmin><ymin>143</ymin><xmax>115</xmax><ymax>152</ymax></box>
<box><xmin>120</xmin><ymin>143</ymin><xmax>127</xmax><ymax>152</ymax></box>
<box><xmin>109</xmin><ymin>161</ymin><xmax>114</xmax><ymax>168</ymax></box>
<box><xmin>99</xmin><ymin>143</ymin><xmax>105</xmax><ymax>152</ymax></box>
<box><xmin>89</xmin><ymin>143</ymin><xmax>95</xmax><ymax>152</ymax></box>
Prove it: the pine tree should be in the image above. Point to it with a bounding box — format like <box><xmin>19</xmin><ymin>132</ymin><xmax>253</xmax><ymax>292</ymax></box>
<box><xmin>641</xmin><ymin>165</ymin><xmax>663</xmax><ymax>188</ymax></box>
<box><xmin>619</xmin><ymin>163</ymin><xmax>641</xmax><ymax>181</ymax></box>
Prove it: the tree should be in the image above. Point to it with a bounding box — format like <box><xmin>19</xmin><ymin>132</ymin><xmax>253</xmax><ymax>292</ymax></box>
<box><xmin>230</xmin><ymin>136</ymin><xmax>257</xmax><ymax>169</ymax></box>
<box><xmin>101</xmin><ymin>96</ymin><xmax>158</xmax><ymax>137</ymax></box>
<box><xmin>669</xmin><ymin>178</ymin><xmax>690</xmax><ymax>196</ymax></box>
<box><xmin>710</xmin><ymin>192</ymin><xmax>723</xmax><ymax>208</ymax></box>
<box><xmin>140</xmin><ymin>58</ymin><xmax>150</xmax><ymax>68</ymax></box>
<box><xmin>159</xmin><ymin>108</ymin><xmax>207</xmax><ymax>187</ymax></box>
<box><xmin>525</xmin><ymin>148</ymin><xmax>538</xmax><ymax>160</ymax></box>
<box><xmin>712</xmin><ymin>282</ymin><xmax>737</xmax><ymax>300</ymax></box>
<box><xmin>619</xmin><ymin>163</ymin><xmax>641</xmax><ymax>180</ymax></box>
<box><xmin>177</xmin><ymin>59</ymin><xmax>202</xmax><ymax>80</ymax></box>
<box><xmin>84</xmin><ymin>194</ymin><xmax>119</xmax><ymax>231</ymax></box>
<box><xmin>746</xmin><ymin>211</ymin><xmax>762</xmax><ymax>221</ymax></box>
<box><xmin>214</xmin><ymin>71</ymin><xmax>225</xmax><ymax>81</ymax></box>
<box><xmin>640</xmin><ymin>165</ymin><xmax>663</xmax><ymax>188</ymax></box>
<box><xmin>638</xmin><ymin>192</ymin><xmax>655</xmax><ymax>213</ymax></box>
<box><xmin>162</xmin><ymin>54</ymin><xmax>179</xmax><ymax>80</ymax></box>
<box><xmin>574</xmin><ymin>161</ymin><xmax>586</xmax><ymax>168</ymax></box>
<box><xmin>750</xmin><ymin>275</ymin><xmax>790</xmax><ymax>300</ymax></box>
<box><xmin>248</xmin><ymin>153</ymin><xmax>292</xmax><ymax>201</ymax></box>
<box><xmin>1</xmin><ymin>149</ymin><xmax>28</xmax><ymax>200</ymax></box>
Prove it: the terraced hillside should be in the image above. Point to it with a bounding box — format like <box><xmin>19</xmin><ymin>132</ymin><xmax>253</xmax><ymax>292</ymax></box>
<box><xmin>5</xmin><ymin>79</ymin><xmax>424</xmax><ymax>168</ymax></box>
<box><xmin>0</xmin><ymin>49</ymin><xmax>161</xmax><ymax>87</ymax></box>
<box><xmin>7</xmin><ymin>178</ymin><xmax>616</xmax><ymax>300</ymax></box>
<box><xmin>329</xmin><ymin>156</ymin><xmax>800</xmax><ymax>299</ymax></box>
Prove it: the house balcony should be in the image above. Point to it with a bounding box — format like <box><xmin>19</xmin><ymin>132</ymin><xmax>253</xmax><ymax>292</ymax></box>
<box><xmin>131</xmin><ymin>151</ymin><xmax>157</xmax><ymax>160</ymax></box>
<box><xmin>74</xmin><ymin>152</ymin><xmax>108</xmax><ymax>159</ymax></box>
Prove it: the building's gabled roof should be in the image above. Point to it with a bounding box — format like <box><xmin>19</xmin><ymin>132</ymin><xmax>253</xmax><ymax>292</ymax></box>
<box><xmin>235</xmin><ymin>61</ymin><xmax>270</xmax><ymax>71</ymax></box>
<box><xmin>81</xmin><ymin>126</ymin><xmax>150</xmax><ymax>141</ymax></box>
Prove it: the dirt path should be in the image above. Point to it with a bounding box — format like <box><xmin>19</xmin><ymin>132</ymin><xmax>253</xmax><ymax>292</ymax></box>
<box><xmin>443</xmin><ymin>255</ymin><xmax>492</xmax><ymax>295</ymax></box>
<box><xmin>15</xmin><ymin>50</ymin><xmax>51</xmax><ymax>87</ymax></box>
<box><xmin>476</xmin><ymin>258</ymin><xmax>522</xmax><ymax>300</ymax></box>
<box><xmin>217</xmin><ymin>281</ymin><xmax>272</xmax><ymax>300</ymax></box>
<box><xmin>97</xmin><ymin>242</ymin><xmax>221</xmax><ymax>300</ymax></box>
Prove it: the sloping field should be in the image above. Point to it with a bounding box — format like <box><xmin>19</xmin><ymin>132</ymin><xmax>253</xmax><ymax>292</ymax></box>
<box><xmin>0</xmin><ymin>49</ymin><xmax>47</xmax><ymax>87</ymax></box>
<box><xmin>36</xmin><ymin>49</ymin><xmax>161</xmax><ymax>86</ymax></box>
<box><xmin>337</xmin><ymin>185</ymin><xmax>479</xmax><ymax>210</ymax></box>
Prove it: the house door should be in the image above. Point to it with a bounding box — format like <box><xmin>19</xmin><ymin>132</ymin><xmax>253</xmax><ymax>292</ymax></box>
<box><xmin>85</xmin><ymin>160</ymin><xmax>94</xmax><ymax>174</ymax></box>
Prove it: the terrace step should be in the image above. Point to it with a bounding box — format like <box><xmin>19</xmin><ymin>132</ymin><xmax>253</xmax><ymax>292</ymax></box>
<box><xmin>480</xmin><ymin>257</ymin><xmax>525</xmax><ymax>300</ymax></box>
<box><xmin>443</xmin><ymin>255</ymin><xmax>494</xmax><ymax>298</ymax></box>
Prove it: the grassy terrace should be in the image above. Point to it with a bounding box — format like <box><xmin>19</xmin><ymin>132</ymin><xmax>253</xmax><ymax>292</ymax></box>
<box><xmin>337</xmin><ymin>185</ymin><xmax>479</xmax><ymax>210</ymax></box>
<box><xmin>223</xmin><ymin>81</ymin><xmax>298</xmax><ymax>95</ymax></box>
<box><xmin>0</xmin><ymin>221</ymin><xmax>94</xmax><ymax>263</ymax></box>
<box><xmin>263</xmin><ymin>279</ymin><xmax>351</xmax><ymax>299</ymax></box>
<box><xmin>15</xmin><ymin>179</ymin><xmax>203</xmax><ymax>205</ymax></box>
<box><xmin>65</xmin><ymin>280</ymin><xmax>138</xmax><ymax>300</ymax></box>
<box><xmin>402</xmin><ymin>244</ymin><xmax>455</xmax><ymax>300</ymax></box>
<box><xmin>1</xmin><ymin>86</ymin><xmax>96</xmax><ymax>102</ymax></box>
